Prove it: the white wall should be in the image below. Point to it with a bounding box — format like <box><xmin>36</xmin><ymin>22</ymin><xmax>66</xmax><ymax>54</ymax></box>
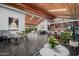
<box><xmin>0</xmin><ymin>7</ymin><xmax>25</xmax><ymax>32</ymax></box>
<box><xmin>37</xmin><ymin>20</ymin><xmax>48</xmax><ymax>31</ymax></box>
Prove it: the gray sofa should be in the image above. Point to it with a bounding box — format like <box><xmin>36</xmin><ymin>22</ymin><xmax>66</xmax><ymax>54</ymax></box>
<box><xmin>0</xmin><ymin>30</ymin><xmax>17</xmax><ymax>42</ymax></box>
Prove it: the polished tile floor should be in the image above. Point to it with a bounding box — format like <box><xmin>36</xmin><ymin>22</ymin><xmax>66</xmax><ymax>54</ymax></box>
<box><xmin>0</xmin><ymin>32</ymin><xmax>79</xmax><ymax>56</ymax></box>
<box><xmin>0</xmin><ymin>32</ymin><xmax>48</xmax><ymax>56</ymax></box>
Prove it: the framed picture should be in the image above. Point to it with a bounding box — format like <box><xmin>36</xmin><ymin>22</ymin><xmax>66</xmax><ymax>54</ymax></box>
<box><xmin>8</xmin><ymin>17</ymin><xmax>19</xmax><ymax>31</ymax></box>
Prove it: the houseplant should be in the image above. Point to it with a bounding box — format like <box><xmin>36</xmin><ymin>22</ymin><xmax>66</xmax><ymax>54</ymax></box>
<box><xmin>61</xmin><ymin>31</ymin><xmax>71</xmax><ymax>44</ymax></box>
<box><xmin>48</xmin><ymin>35</ymin><xmax>59</xmax><ymax>48</ymax></box>
<box><xmin>18</xmin><ymin>27</ymin><xmax>34</xmax><ymax>39</ymax></box>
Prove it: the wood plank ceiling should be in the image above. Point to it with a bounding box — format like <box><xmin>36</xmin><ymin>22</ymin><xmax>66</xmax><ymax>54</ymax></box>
<box><xmin>4</xmin><ymin>3</ymin><xmax>55</xmax><ymax>19</ymax></box>
<box><xmin>37</xmin><ymin>3</ymin><xmax>79</xmax><ymax>18</ymax></box>
<box><xmin>4</xmin><ymin>3</ymin><xmax>79</xmax><ymax>19</ymax></box>
<box><xmin>25</xmin><ymin>14</ymin><xmax>42</xmax><ymax>26</ymax></box>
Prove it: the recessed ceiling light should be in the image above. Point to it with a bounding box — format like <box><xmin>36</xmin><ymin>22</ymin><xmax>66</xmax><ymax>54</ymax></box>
<box><xmin>57</xmin><ymin>16</ymin><xmax>71</xmax><ymax>18</ymax></box>
<box><xmin>48</xmin><ymin>8</ymin><xmax>68</xmax><ymax>12</ymax></box>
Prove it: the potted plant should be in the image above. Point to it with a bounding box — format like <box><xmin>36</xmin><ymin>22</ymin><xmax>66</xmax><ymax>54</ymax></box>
<box><xmin>18</xmin><ymin>27</ymin><xmax>33</xmax><ymax>39</ymax></box>
<box><xmin>48</xmin><ymin>35</ymin><xmax>59</xmax><ymax>48</ymax></box>
<box><xmin>61</xmin><ymin>32</ymin><xmax>71</xmax><ymax>44</ymax></box>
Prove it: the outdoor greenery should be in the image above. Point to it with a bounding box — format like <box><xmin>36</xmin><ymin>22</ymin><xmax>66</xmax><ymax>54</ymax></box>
<box><xmin>48</xmin><ymin>35</ymin><xmax>58</xmax><ymax>48</ymax></box>
<box><xmin>32</xmin><ymin>26</ymin><xmax>37</xmax><ymax>31</ymax></box>
<box><xmin>61</xmin><ymin>32</ymin><xmax>71</xmax><ymax>44</ymax></box>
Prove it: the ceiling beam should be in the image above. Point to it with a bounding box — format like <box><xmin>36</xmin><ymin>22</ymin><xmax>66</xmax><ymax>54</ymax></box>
<box><xmin>18</xmin><ymin>3</ymin><xmax>56</xmax><ymax>19</ymax></box>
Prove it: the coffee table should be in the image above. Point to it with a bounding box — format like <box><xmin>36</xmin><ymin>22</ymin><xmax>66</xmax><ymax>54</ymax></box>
<box><xmin>40</xmin><ymin>43</ymin><xmax>70</xmax><ymax>56</ymax></box>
